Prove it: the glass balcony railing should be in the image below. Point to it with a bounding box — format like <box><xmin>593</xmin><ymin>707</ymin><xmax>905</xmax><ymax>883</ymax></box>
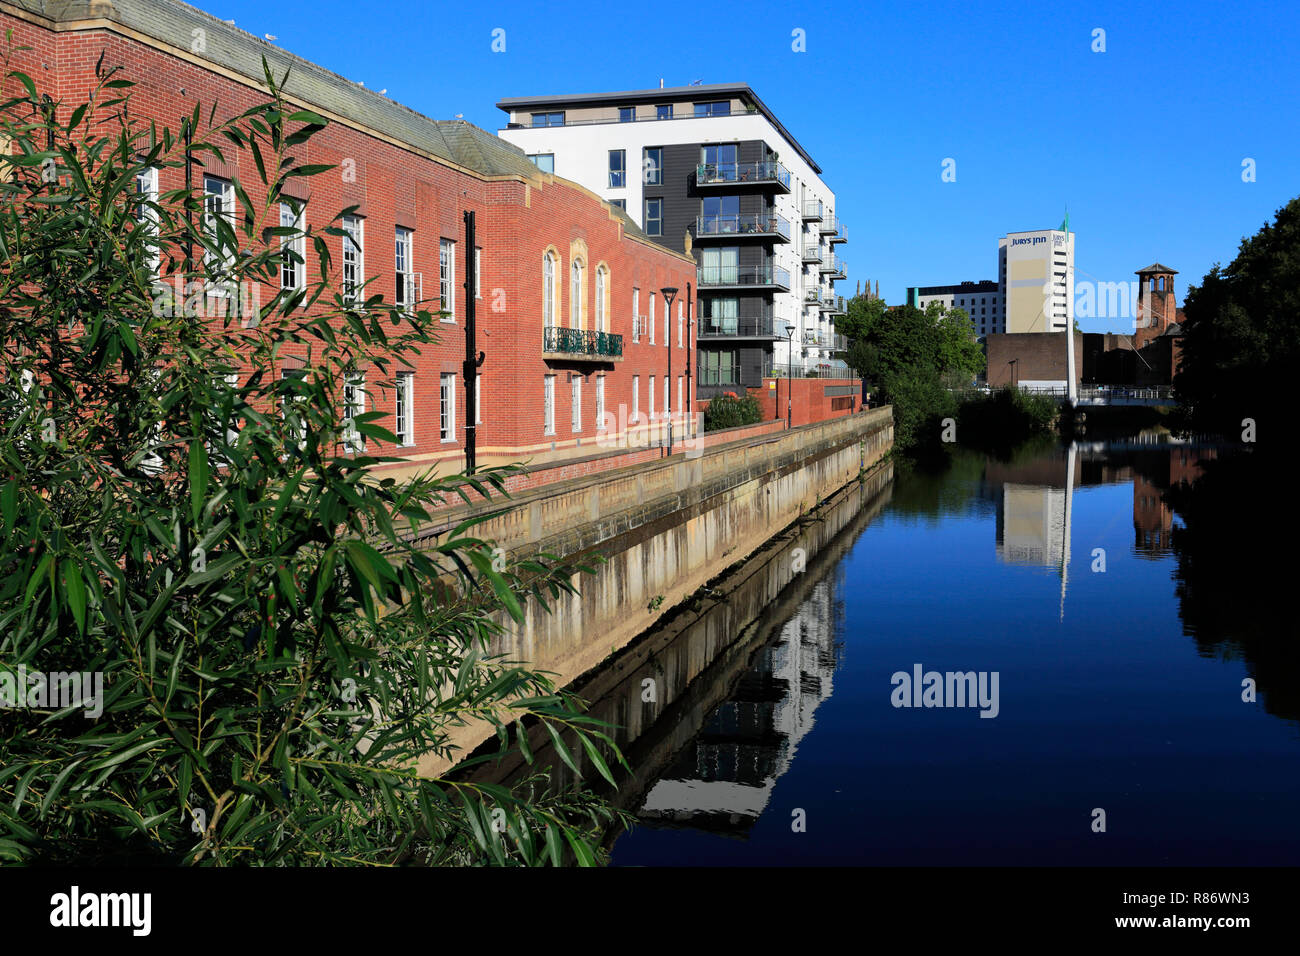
<box><xmin>802</xmin><ymin>200</ymin><xmax>824</xmax><ymax>221</ymax></box>
<box><xmin>819</xmin><ymin>215</ymin><xmax>840</xmax><ymax>235</ymax></box>
<box><xmin>818</xmin><ymin>293</ymin><xmax>846</xmax><ymax>313</ymax></box>
<box><xmin>696</xmin><ymin>161</ymin><xmax>791</xmax><ymax>190</ymax></box>
<box><xmin>694</xmin><ymin>212</ymin><xmax>791</xmax><ymax>241</ymax></box>
<box><xmin>697</xmin><ymin>263</ymin><xmax>791</xmax><ymax>289</ymax></box>
<box><xmin>820</xmin><ymin>254</ymin><xmax>847</xmax><ymax>276</ymax></box>
<box><xmin>830</xmin><ymin>221</ymin><xmax>847</xmax><ymax>243</ymax></box>
<box><xmin>697</xmin><ymin>314</ymin><xmax>776</xmax><ymax>338</ymax></box>
<box><xmin>802</xmin><ymin>244</ymin><xmax>823</xmax><ymax>263</ymax></box>
<box><xmin>543</xmin><ymin>325</ymin><xmax>624</xmax><ymax>358</ymax></box>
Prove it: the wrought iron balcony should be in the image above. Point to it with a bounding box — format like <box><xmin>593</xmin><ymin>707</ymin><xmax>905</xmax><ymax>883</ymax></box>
<box><xmin>697</xmin><ymin>263</ymin><xmax>791</xmax><ymax>291</ymax></box>
<box><xmin>696</xmin><ymin>161</ymin><xmax>791</xmax><ymax>191</ymax></box>
<box><xmin>694</xmin><ymin>212</ymin><xmax>791</xmax><ymax>242</ymax></box>
<box><xmin>543</xmin><ymin>325</ymin><xmax>624</xmax><ymax>359</ymax></box>
<box><xmin>802</xmin><ymin>200</ymin><xmax>823</xmax><ymax>221</ymax></box>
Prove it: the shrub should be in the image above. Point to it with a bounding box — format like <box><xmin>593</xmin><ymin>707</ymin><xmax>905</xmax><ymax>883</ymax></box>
<box><xmin>703</xmin><ymin>391</ymin><xmax>763</xmax><ymax>431</ymax></box>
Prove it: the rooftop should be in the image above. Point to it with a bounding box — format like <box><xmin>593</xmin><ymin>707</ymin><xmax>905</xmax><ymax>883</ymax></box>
<box><xmin>1136</xmin><ymin>262</ymin><xmax>1179</xmax><ymax>275</ymax></box>
<box><xmin>496</xmin><ymin>83</ymin><xmax>822</xmax><ymax>174</ymax></box>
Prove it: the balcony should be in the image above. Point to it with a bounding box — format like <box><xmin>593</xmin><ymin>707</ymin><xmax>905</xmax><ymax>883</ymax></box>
<box><xmin>697</xmin><ymin>314</ymin><xmax>778</xmax><ymax>339</ymax></box>
<box><xmin>801</xmin><ymin>244</ymin><xmax>823</xmax><ymax>264</ymax></box>
<box><xmin>802</xmin><ymin>200</ymin><xmax>823</xmax><ymax>221</ymax></box>
<box><xmin>829</xmin><ymin>221</ymin><xmax>847</xmax><ymax>244</ymax></box>
<box><xmin>696</xmin><ymin>161</ymin><xmax>791</xmax><ymax>192</ymax></box>
<box><xmin>819</xmin><ymin>253</ymin><xmax>847</xmax><ymax>278</ymax></box>
<box><xmin>818</xmin><ymin>293</ymin><xmax>847</xmax><ymax>314</ymax></box>
<box><xmin>543</xmin><ymin>325</ymin><xmax>624</xmax><ymax>360</ymax></box>
<box><xmin>694</xmin><ymin>212</ymin><xmax>791</xmax><ymax>243</ymax></box>
<box><xmin>697</xmin><ymin>263</ymin><xmax>791</xmax><ymax>291</ymax></box>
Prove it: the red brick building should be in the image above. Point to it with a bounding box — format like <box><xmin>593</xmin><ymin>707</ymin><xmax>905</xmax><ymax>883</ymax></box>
<box><xmin>1</xmin><ymin>0</ymin><xmax>697</xmax><ymax>475</ymax></box>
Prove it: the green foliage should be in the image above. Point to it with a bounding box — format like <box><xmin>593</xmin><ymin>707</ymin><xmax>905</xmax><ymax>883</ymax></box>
<box><xmin>0</xmin><ymin>56</ymin><xmax>629</xmax><ymax>865</ymax></box>
<box><xmin>703</xmin><ymin>391</ymin><xmax>762</xmax><ymax>431</ymax></box>
<box><xmin>838</xmin><ymin>296</ymin><xmax>985</xmax><ymax>451</ymax></box>
<box><xmin>955</xmin><ymin>388</ymin><xmax>1058</xmax><ymax>451</ymax></box>
<box><xmin>1176</xmin><ymin>196</ymin><xmax>1300</xmax><ymax>439</ymax></box>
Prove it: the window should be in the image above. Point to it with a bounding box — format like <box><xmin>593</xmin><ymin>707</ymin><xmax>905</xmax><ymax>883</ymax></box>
<box><xmin>596</xmin><ymin>376</ymin><xmax>606</xmax><ymax>430</ymax></box>
<box><xmin>395</xmin><ymin>372</ymin><xmax>413</xmax><ymax>446</ymax></box>
<box><xmin>608</xmin><ymin>149</ymin><xmax>626</xmax><ymax>188</ymax></box>
<box><xmin>618</xmin><ymin>106</ymin><xmax>634</xmax><ymax>123</ymax></box>
<box><xmin>701</xmin><ymin>144</ymin><xmax>737</xmax><ymax>180</ymax></box>
<box><xmin>439</xmin><ymin>238</ymin><xmax>455</xmax><ymax>321</ymax></box>
<box><xmin>135</xmin><ymin>166</ymin><xmax>160</xmax><ymax>272</ymax></box>
<box><xmin>440</xmin><ymin>373</ymin><xmax>455</xmax><ymax>442</ymax></box>
<box><xmin>571</xmin><ymin>376</ymin><xmax>582</xmax><ymax>432</ymax></box>
<box><xmin>341</xmin><ymin>214</ymin><xmax>363</xmax><ymax>304</ymax></box>
<box><xmin>280</xmin><ymin>202</ymin><xmax>305</xmax><ymax>294</ymax></box>
<box><xmin>694</xmin><ymin>101</ymin><xmax>729</xmax><ymax>117</ymax></box>
<box><xmin>475</xmin><ymin>247</ymin><xmax>482</xmax><ymax>298</ymax></box>
<box><xmin>343</xmin><ymin>373</ymin><xmax>365</xmax><ymax>453</ymax></box>
<box><xmin>632</xmin><ymin>376</ymin><xmax>640</xmax><ymax>422</ymax></box>
<box><xmin>280</xmin><ymin>368</ymin><xmax>307</xmax><ymax>449</ymax></box>
<box><xmin>544</xmin><ymin>375</ymin><xmax>556</xmax><ymax>435</ymax></box>
<box><xmin>701</xmin><ymin>194</ymin><xmax>740</xmax><ymax>233</ymax></box>
<box><xmin>570</xmin><ymin>259</ymin><xmax>584</xmax><ymax>328</ymax></box>
<box><xmin>663</xmin><ymin>376</ymin><xmax>669</xmax><ymax>417</ymax></box>
<box><xmin>702</xmin><ymin>296</ymin><xmax>739</xmax><ymax>335</ymax></box>
<box><xmin>649</xmin><ymin>376</ymin><xmax>655</xmax><ymax>420</ymax></box>
<box><xmin>632</xmin><ymin>287</ymin><xmax>640</xmax><ymax>342</ymax></box>
<box><xmin>203</xmin><ymin>175</ymin><xmax>235</xmax><ymax>289</ymax></box>
<box><xmin>475</xmin><ymin>373</ymin><xmax>482</xmax><ymax>425</ymax></box>
<box><xmin>656</xmin><ymin>104</ymin><xmax>672</xmax><ymax>120</ymax></box>
<box><xmin>644</xmin><ymin>198</ymin><xmax>663</xmax><ymax>236</ymax></box>
<box><xmin>649</xmin><ymin>292</ymin><xmax>656</xmax><ymax>344</ymax></box>
<box><xmin>531</xmin><ymin>111</ymin><xmax>564</xmax><ymax>128</ymax></box>
<box><xmin>700</xmin><ymin>246</ymin><xmax>739</xmax><ymax>285</ymax></box>
<box><xmin>702</xmin><ymin>350</ymin><xmax>737</xmax><ymax>385</ymax></box>
<box><xmin>543</xmin><ymin>251</ymin><xmax>557</xmax><ymax>327</ymax></box>
<box><xmin>610</xmin><ymin>199</ymin><xmax>626</xmax><ymax>210</ymax></box>
<box><xmin>595</xmin><ymin>266</ymin><xmax>607</xmax><ymax>332</ymax></box>
<box><xmin>678</xmin><ymin>300</ymin><xmax>684</xmax><ymax>346</ymax></box>
<box><xmin>394</xmin><ymin>227</ymin><xmax>415</xmax><ymax>308</ymax></box>
<box><xmin>677</xmin><ymin>377</ymin><xmax>683</xmax><ymax>423</ymax></box>
<box><xmin>527</xmin><ymin>153</ymin><xmax>555</xmax><ymax>173</ymax></box>
<box><xmin>643</xmin><ymin>147</ymin><xmax>662</xmax><ymax>185</ymax></box>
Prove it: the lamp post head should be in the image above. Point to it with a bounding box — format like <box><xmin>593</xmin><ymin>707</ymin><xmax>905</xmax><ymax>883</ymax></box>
<box><xmin>660</xmin><ymin>286</ymin><xmax>679</xmax><ymax>307</ymax></box>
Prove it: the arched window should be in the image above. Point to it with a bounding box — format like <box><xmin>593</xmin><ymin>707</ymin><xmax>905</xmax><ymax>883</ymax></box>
<box><xmin>571</xmin><ymin>259</ymin><xmax>584</xmax><ymax>328</ymax></box>
<box><xmin>1157</xmin><ymin>276</ymin><xmax>1165</xmax><ymax>291</ymax></box>
<box><xmin>543</xmin><ymin>251</ymin><xmax>556</xmax><ymax>327</ymax></box>
<box><xmin>595</xmin><ymin>266</ymin><xmax>607</xmax><ymax>332</ymax></box>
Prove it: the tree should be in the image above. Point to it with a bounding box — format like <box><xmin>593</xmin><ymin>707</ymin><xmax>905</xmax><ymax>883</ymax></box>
<box><xmin>1176</xmin><ymin>196</ymin><xmax>1300</xmax><ymax>439</ymax></box>
<box><xmin>0</xmin><ymin>54</ymin><xmax>626</xmax><ymax>865</ymax></box>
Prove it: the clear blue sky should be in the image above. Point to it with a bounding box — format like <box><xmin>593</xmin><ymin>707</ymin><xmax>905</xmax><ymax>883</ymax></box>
<box><xmin>204</xmin><ymin>0</ymin><xmax>1298</xmax><ymax>333</ymax></box>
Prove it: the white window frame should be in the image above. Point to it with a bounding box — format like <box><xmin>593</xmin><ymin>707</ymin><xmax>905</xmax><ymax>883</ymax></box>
<box><xmin>570</xmin><ymin>259</ymin><xmax>583</xmax><ymax>329</ymax></box>
<box><xmin>664</xmin><ymin>375</ymin><xmax>669</xmax><ymax>417</ymax></box>
<box><xmin>633</xmin><ymin>375</ymin><xmax>640</xmax><ymax>423</ymax></box>
<box><xmin>440</xmin><ymin>373</ymin><xmax>456</xmax><ymax>443</ymax></box>
<box><xmin>677</xmin><ymin>300</ymin><xmax>684</xmax><ymax>347</ymax></box>
<box><xmin>475</xmin><ymin>247</ymin><xmax>482</xmax><ymax>299</ymax></box>
<box><xmin>596</xmin><ymin>375</ymin><xmax>606</xmax><ymax>431</ymax></box>
<box><xmin>595</xmin><ymin>266</ymin><xmax>606</xmax><ymax>332</ymax></box>
<box><xmin>395</xmin><ymin>226</ymin><xmax>418</xmax><ymax>309</ymax></box>
<box><xmin>649</xmin><ymin>375</ymin><xmax>655</xmax><ymax>420</ymax></box>
<box><xmin>203</xmin><ymin>175</ymin><xmax>235</xmax><ymax>294</ymax></box>
<box><xmin>136</xmin><ymin>166</ymin><xmax>160</xmax><ymax>274</ymax></box>
<box><xmin>475</xmin><ymin>373</ymin><xmax>482</xmax><ymax>425</ymax></box>
<box><xmin>439</xmin><ymin>238</ymin><xmax>456</xmax><ymax>322</ymax></box>
<box><xmin>571</xmin><ymin>376</ymin><xmax>582</xmax><ymax>433</ymax></box>
<box><xmin>632</xmin><ymin>287</ymin><xmax>641</xmax><ymax>342</ymax></box>
<box><xmin>280</xmin><ymin>201</ymin><xmax>305</xmax><ymax>295</ymax></box>
<box><xmin>342</xmin><ymin>214</ymin><xmax>364</xmax><ymax>305</ymax></box>
<box><xmin>649</xmin><ymin>292</ymin><xmax>656</xmax><ymax>345</ymax></box>
<box><xmin>395</xmin><ymin>371</ymin><xmax>413</xmax><ymax>446</ymax></box>
<box><xmin>543</xmin><ymin>251</ymin><xmax>556</xmax><ymax>327</ymax></box>
<box><xmin>543</xmin><ymin>375</ymin><xmax>556</xmax><ymax>436</ymax></box>
<box><xmin>343</xmin><ymin>372</ymin><xmax>365</xmax><ymax>453</ymax></box>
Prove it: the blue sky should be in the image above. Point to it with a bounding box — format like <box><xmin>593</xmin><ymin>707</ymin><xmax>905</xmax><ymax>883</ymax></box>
<box><xmin>203</xmin><ymin>0</ymin><xmax>1298</xmax><ymax>332</ymax></box>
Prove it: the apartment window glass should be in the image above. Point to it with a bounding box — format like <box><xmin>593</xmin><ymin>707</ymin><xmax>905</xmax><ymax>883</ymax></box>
<box><xmin>440</xmin><ymin>373</ymin><xmax>455</xmax><ymax>442</ymax></box>
<box><xmin>677</xmin><ymin>377</ymin><xmax>683</xmax><ymax>422</ymax></box>
<box><xmin>677</xmin><ymin>300</ymin><xmax>684</xmax><ymax>346</ymax></box>
<box><xmin>694</xmin><ymin>101</ymin><xmax>729</xmax><ymax>117</ymax></box>
<box><xmin>701</xmin><ymin>144</ymin><xmax>737</xmax><ymax>181</ymax></box>
<box><xmin>610</xmin><ymin>199</ymin><xmax>626</xmax><ymax>210</ymax></box>
<box><xmin>203</xmin><ymin>175</ymin><xmax>235</xmax><ymax>285</ymax></box>
<box><xmin>649</xmin><ymin>292</ymin><xmax>656</xmax><ymax>345</ymax></box>
<box><xmin>475</xmin><ymin>247</ymin><xmax>482</xmax><ymax>298</ymax></box>
<box><xmin>595</xmin><ymin>266</ymin><xmax>607</xmax><ymax>331</ymax></box>
<box><xmin>531</xmin><ymin>111</ymin><xmax>564</xmax><ymax>128</ymax></box>
<box><xmin>475</xmin><ymin>373</ymin><xmax>482</xmax><ymax>425</ymax></box>
<box><xmin>700</xmin><ymin>247</ymin><xmax>739</xmax><ymax>285</ymax></box>
<box><xmin>701</xmin><ymin>194</ymin><xmax>740</xmax><ymax>233</ymax></box>
<box><xmin>280</xmin><ymin>202</ymin><xmax>305</xmax><ymax>293</ymax></box>
<box><xmin>632</xmin><ymin>376</ymin><xmax>640</xmax><ymax>421</ymax></box>
<box><xmin>656</xmin><ymin>104</ymin><xmax>672</xmax><ymax>120</ymax></box>
<box><xmin>544</xmin><ymin>375</ymin><xmax>555</xmax><ymax>435</ymax></box>
<box><xmin>571</xmin><ymin>376</ymin><xmax>582</xmax><ymax>432</ymax></box>
<box><xmin>135</xmin><ymin>166</ymin><xmax>160</xmax><ymax>272</ymax></box>
<box><xmin>395</xmin><ymin>372</ymin><xmax>413</xmax><ymax>445</ymax></box>
<box><xmin>608</xmin><ymin>149</ymin><xmax>626</xmax><ymax>188</ymax></box>
<box><xmin>543</xmin><ymin>251</ymin><xmax>556</xmax><ymax>326</ymax></box>
<box><xmin>394</xmin><ymin>226</ymin><xmax>414</xmax><ymax>307</ymax></box>
<box><xmin>648</xmin><ymin>375</ymin><xmax>655</xmax><ymax>420</ymax></box>
<box><xmin>702</xmin><ymin>296</ymin><xmax>739</xmax><ymax>335</ymax></box>
<box><xmin>527</xmin><ymin>153</ymin><xmax>555</xmax><ymax>173</ymax></box>
<box><xmin>570</xmin><ymin>259</ymin><xmax>584</xmax><ymax>328</ymax></box>
<box><xmin>341</xmin><ymin>214</ymin><xmax>363</xmax><ymax>304</ymax></box>
<box><xmin>343</xmin><ymin>373</ymin><xmax>365</xmax><ymax>453</ymax></box>
<box><xmin>643</xmin><ymin>147</ymin><xmax>662</xmax><ymax>185</ymax></box>
<box><xmin>618</xmin><ymin>106</ymin><xmax>634</xmax><ymax>123</ymax></box>
<box><xmin>596</xmin><ymin>376</ymin><xmax>606</xmax><ymax>430</ymax></box>
<box><xmin>439</xmin><ymin>238</ymin><xmax>455</xmax><ymax>321</ymax></box>
<box><xmin>663</xmin><ymin>376</ymin><xmax>669</xmax><ymax>416</ymax></box>
<box><xmin>632</xmin><ymin>287</ymin><xmax>641</xmax><ymax>342</ymax></box>
<box><xmin>703</xmin><ymin>350</ymin><xmax>737</xmax><ymax>385</ymax></box>
<box><xmin>644</xmin><ymin>198</ymin><xmax>663</xmax><ymax>237</ymax></box>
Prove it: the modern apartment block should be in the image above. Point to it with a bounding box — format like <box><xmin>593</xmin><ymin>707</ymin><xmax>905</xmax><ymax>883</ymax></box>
<box><xmin>2</xmin><ymin>0</ymin><xmax>696</xmax><ymax>474</ymax></box>
<box><xmin>496</xmin><ymin>84</ymin><xmax>848</xmax><ymax>401</ymax></box>
<box><xmin>999</xmin><ymin>228</ymin><xmax>1075</xmax><ymax>334</ymax></box>
<box><xmin>906</xmin><ymin>280</ymin><xmax>1005</xmax><ymax>337</ymax></box>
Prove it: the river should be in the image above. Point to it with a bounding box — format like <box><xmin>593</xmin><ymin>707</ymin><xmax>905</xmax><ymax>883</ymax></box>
<box><xmin>471</xmin><ymin>433</ymin><xmax>1299</xmax><ymax>865</ymax></box>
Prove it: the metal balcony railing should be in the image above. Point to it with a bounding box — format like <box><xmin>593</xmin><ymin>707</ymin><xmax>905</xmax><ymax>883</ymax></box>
<box><xmin>819</xmin><ymin>215</ymin><xmax>839</xmax><ymax>235</ymax></box>
<box><xmin>697</xmin><ymin>315</ymin><xmax>776</xmax><ymax>338</ymax></box>
<box><xmin>697</xmin><ymin>263</ymin><xmax>791</xmax><ymax>289</ymax></box>
<box><xmin>543</xmin><ymin>325</ymin><xmax>624</xmax><ymax>358</ymax></box>
<box><xmin>802</xmin><ymin>200</ymin><xmax>823</xmax><ymax>221</ymax></box>
<box><xmin>802</xmin><ymin>244</ymin><xmax>823</xmax><ymax>263</ymax></box>
<box><xmin>696</xmin><ymin>161</ymin><xmax>791</xmax><ymax>190</ymax></box>
<box><xmin>830</xmin><ymin>221</ymin><xmax>847</xmax><ymax>244</ymax></box>
<box><xmin>694</xmin><ymin>212</ymin><xmax>791</xmax><ymax>241</ymax></box>
<box><xmin>820</xmin><ymin>254</ymin><xmax>847</xmax><ymax>277</ymax></box>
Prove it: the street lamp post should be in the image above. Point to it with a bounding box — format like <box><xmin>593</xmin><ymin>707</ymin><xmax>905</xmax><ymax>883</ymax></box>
<box><xmin>783</xmin><ymin>322</ymin><xmax>796</xmax><ymax>429</ymax></box>
<box><xmin>661</xmin><ymin>286</ymin><xmax>678</xmax><ymax>455</ymax></box>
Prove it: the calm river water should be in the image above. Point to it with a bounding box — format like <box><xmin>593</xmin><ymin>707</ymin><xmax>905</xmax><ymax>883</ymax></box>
<box><xmin>479</xmin><ymin>435</ymin><xmax>1299</xmax><ymax>865</ymax></box>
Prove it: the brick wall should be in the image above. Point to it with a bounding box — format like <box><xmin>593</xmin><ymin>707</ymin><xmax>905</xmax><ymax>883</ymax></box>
<box><xmin>986</xmin><ymin>332</ymin><xmax>1084</xmax><ymax>387</ymax></box>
